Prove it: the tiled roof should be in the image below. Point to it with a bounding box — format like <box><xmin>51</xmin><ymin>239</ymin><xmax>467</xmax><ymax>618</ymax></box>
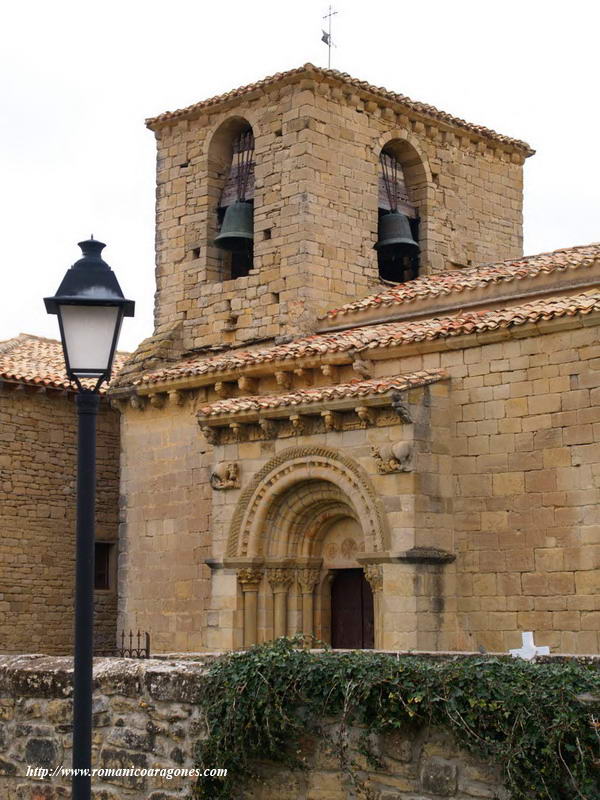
<box><xmin>0</xmin><ymin>334</ymin><xmax>129</xmax><ymax>392</ymax></box>
<box><xmin>198</xmin><ymin>371</ymin><xmax>446</xmax><ymax>418</ymax></box>
<box><xmin>136</xmin><ymin>289</ymin><xmax>600</xmax><ymax>387</ymax></box>
<box><xmin>323</xmin><ymin>243</ymin><xmax>600</xmax><ymax>320</ymax></box>
<box><xmin>146</xmin><ymin>63</ymin><xmax>533</xmax><ymax>154</ymax></box>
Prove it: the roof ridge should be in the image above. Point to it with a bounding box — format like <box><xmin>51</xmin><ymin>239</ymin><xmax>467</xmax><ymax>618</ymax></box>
<box><xmin>125</xmin><ymin>287</ymin><xmax>600</xmax><ymax>390</ymax></box>
<box><xmin>322</xmin><ymin>242</ymin><xmax>600</xmax><ymax>320</ymax></box>
<box><xmin>145</xmin><ymin>63</ymin><xmax>533</xmax><ymax>153</ymax></box>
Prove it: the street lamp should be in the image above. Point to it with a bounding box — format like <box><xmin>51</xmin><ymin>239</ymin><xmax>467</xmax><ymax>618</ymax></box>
<box><xmin>44</xmin><ymin>238</ymin><xmax>134</xmax><ymax>800</ymax></box>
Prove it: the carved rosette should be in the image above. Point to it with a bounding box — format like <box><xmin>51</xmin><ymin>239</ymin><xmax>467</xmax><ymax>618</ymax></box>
<box><xmin>267</xmin><ymin>568</ymin><xmax>294</xmax><ymax>592</ymax></box>
<box><xmin>297</xmin><ymin>568</ymin><xmax>320</xmax><ymax>594</ymax></box>
<box><xmin>237</xmin><ymin>568</ymin><xmax>263</xmax><ymax>589</ymax></box>
<box><xmin>363</xmin><ymin>564</ymin><xmax>383</xmax><ymax>593</ymax></box>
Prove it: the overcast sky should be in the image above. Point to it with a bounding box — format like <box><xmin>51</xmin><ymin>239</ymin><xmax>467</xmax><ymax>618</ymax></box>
<box><xmin>1</xmin><ymin>0</ymin><xmax>598</xmax><ymax>352</ymax></box>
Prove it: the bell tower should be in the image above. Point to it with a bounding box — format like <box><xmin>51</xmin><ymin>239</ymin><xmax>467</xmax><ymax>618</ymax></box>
<box><xmin>147</xmin><ymin>64</ymin><xmax>531</xmax><ymax>354</ymax></box>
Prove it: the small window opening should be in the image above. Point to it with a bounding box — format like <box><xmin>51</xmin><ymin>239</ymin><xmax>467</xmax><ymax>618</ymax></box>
<box><xmin>375</xmin><ymin>149</ymin><xmax>420</xmax><ymax>283</ymax></box>
<box><xmin>192</xmin><ymin>247</ymin><xmax>200</xmax><ymax>260</ymax></box>
<box><xmin>179</xmin><ymin>160</ymin><xmax>190</xmax><ymax>169</ymax></box>
<box><xmin>94</xmin><ymin>542</ymin><xmax>112</xmax><ymax>590</ymax></box>
<box><xmin>263</xmin><ymin>228</ymin><xmax>272</xmax><ymax>240</ymax></box>
<box><xmin>275</xmin><ymin>129</ymin><xmax>283</xmax><ymax>137</ymax></box>
<box><xmin>271</xmin><ymin>292</ymin><xmax>280</xmax><ymax>303</ymax></box>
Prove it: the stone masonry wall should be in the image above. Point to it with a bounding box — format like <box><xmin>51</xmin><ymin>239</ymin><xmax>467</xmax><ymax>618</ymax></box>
<box><xmin>150</xmin><ymin>74</ymin><xmax>525</xmax><ymax>349</ymax></box>
<box><xmin>117</xmin><ymin>398</ymin><xmax>212</xmax><ymax>653</ymax></box>
<box><xmin>0</xmin><ymin>653</ymin><xmax>508</xmax><ymax>800</ymax></box>
<box><xmin>0</xmin><ymin>387</ymin><xmax>120</xmax><ymax>655</ymax></box>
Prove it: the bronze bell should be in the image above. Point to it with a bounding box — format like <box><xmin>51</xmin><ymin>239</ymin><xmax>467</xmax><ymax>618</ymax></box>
<box><xmin>214</xmin><ymin>201</ymin><xmax>254</xmax><ymax>252</ymax></box>
<box><xmin>374</xmin><ymin>211</ymin><xmax>419</xmax><ymax>255</ymax></box>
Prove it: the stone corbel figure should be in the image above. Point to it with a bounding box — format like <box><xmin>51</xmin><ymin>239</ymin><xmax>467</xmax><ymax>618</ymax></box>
<box><xmin>210</xmin><ymin>461</ymin><xmax>240</xmax><ymax>490</ymax></box>
<box><xmin>372</xmin><ymin>441</ymin><xmax>413</xmax><ymax>473</ymax></box>
<box><xmin>390</xmin><ymin>391</ymin><xmax>412</xmax><ymax>424</ymax></box>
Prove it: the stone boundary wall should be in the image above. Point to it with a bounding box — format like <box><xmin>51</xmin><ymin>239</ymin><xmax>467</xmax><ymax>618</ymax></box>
<box><xmin>1</xmin><ymin>651</ymin><xmax>598</xmax><ymax>800</ymax></box>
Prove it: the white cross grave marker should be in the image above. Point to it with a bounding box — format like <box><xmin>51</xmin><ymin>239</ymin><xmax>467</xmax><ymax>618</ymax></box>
<box><xmin>509</xmin><ymin>631</ymin><xmax>550</xmax><ymax>661</ymax></box>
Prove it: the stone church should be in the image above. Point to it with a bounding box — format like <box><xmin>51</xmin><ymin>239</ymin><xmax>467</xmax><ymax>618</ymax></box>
<box><xmin>111</xmin><ymin>64</ymin><xmax>600</xmax><ymax>656</ymax></box>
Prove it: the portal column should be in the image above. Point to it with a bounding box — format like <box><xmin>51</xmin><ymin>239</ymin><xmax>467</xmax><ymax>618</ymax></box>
<box><xmin>268</xmin><ymin>568</ymin><xmax>294</xmax><ymax>638</ymax></box>
<box><xmin>363</xmin><ymin>564</ymin><xmax>384</xmax><ymax>650</ymax></box>
<box><xmin>237</xmin><ymin>568</ymin><xmax>263</xmax><ymax>648</ymax></box>
<box><xmin>297</xmin><ymin>568</ymin><xmax>320</xmax><ymax>638</ymax></box>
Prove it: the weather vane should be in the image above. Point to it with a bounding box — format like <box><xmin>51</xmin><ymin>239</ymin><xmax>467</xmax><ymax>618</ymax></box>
<box><xmin>322</xmin><ymin>5</ymin><xmax>338</xmax><ymax>69</ymax></box>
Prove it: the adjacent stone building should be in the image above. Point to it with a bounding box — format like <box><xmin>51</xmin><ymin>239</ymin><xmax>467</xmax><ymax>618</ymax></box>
<box><xmin>0</xmin><ymin>334</ymin><xmax>122</xmax><ymax>654</ymax></box>
<box><xmin>108</xmin><ymin>63</ymin><xmax>600</xmax><ymax>656</ymax></box>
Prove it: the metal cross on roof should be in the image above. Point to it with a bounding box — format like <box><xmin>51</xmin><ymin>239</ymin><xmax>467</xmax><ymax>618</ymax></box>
<box><xmin>322</xmin><ymin>5</ymin><xmax>338</xmax><ymax>69</ymax></box>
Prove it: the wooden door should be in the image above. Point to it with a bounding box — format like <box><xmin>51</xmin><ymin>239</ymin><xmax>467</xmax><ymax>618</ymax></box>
<box><xmin>331</xmin><ymin>569</ymin><xmax>374</xmax><ymax>649</ymax></box>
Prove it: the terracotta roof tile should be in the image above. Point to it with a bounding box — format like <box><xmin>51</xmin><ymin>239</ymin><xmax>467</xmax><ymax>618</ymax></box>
<box><xmin>136</xmin><ymin>289</ymin><xmax>600</xmax><ymax>388</ymax></box>
<box><xmin>323</xmin><ymin>243</ymin><xmax>600</xmax><ymax>320</ymax></box>
<box><xmin>198</xmin><ymin>371</ymin><xmax>447</xmax><ymax>418</ymax></box>
<box><xmin>146</xmin><ymin>63</ymin><xmax>533</xmax><ymax>154</ymax></box>
<box><xmin>0</xmin><ymin>334</ymin><xmax>129</xmax><ymax>392</ymax></box>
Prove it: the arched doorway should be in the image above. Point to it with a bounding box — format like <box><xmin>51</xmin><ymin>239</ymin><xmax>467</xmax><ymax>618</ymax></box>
<box><xmin>331</xmin><ymin>569</ymin><xmax>374</xmax><ymax>649</ymax></box>
<box><xmin>225</xmin><ymin>447</ymin><xmax>389</xmax><ymax>649</ymax></box>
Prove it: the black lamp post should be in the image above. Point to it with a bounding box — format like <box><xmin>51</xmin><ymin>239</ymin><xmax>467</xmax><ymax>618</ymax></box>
<box><xmin>44</xmin><ymin>238</ymin><xmax>134</xmax><ymax>800</ymax></box>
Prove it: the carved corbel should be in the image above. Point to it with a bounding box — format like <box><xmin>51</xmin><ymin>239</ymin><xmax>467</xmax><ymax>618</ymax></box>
<box><xmin>149</xmin><ymin>393</ymin><xmax>166</xmax><ymax>409</ymax></box>
<box><xmin>258</xmin><ymin>417</ymin><xmax>277</xmax><ymax>439</ymax></box>
<box><xmin>168</xmin><ymin>390</ymin><xmax>184</xmax><ymax>406</ymax></box>
<box><xmin>294</xmin><ymin>368</ymin><xmax>313</xmax><ymax>385</ymax></box>
<box><xmin>210</xmin><ymin>462</ymin><xmax>240</xmax><ymax>490</ymax></box>
<box><xmin>238</xmin><ymin>376</ymin><xmax>258</xmax><ymax>394</ymax></box>
<box><xmin>349</xmin><ymin>350</ymin><xmax>373</xmax><ymax>379</ymax></box>
<box><xmin>363</xmin><ymin>564</ymin><xmax>383</xmax><ymax>594</ymax></box>
<box><xmin>355</xmin><ymin>405</ymin><xmax>374</xmax><ymax>427</ymax></box>
<box><xmin>230</xmin><ymin>422</ymin><xmax>244</xmax><ymax>441</ymax></box>
<box><xmin>321</xmin><ymin>410</ymin><xmax>342</xmax><ymax>432</ymax></box>
<box><xmin>129</xmin><ymin>394</ymin><xmax>146</xmax><ymax>411</ymax></box>
<box><xmin>214</xmin><ymin>381</ymin><xmax>234</xmax><ymax>399</ymax></box>
<box><xmin>199</xmin><ymin>425</ymin><xmax>219</xmax><ymax>445</ymax></box>
<box><xmin>321</xmin><ymin>364</ymin><xmax>337</xmax><ymax>380</ymax></box>
<box><xmin>391</xmin><ymin>392</ymin><xmax>412</xmax><ymax>424</ymax></box>
<box><xmin>289</xmin><ymin>414</ymin><xmax>306</xmax><ymax>434</ymax></box>
<box><xmin>275</xmin><ymin>371</ymin><xmax>292</xmax><ymax>390</ymax></box>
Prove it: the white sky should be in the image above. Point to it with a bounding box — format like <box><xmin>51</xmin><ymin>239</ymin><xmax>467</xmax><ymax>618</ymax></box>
<box><xmin>1</xmin><ymin>0</ymin><xmax>598</xmax><ymax>352</ymax></box>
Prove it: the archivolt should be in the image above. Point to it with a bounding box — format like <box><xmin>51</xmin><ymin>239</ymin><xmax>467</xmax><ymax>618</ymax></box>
<box><xmin>226</xmin><ymin>446</ymin><xmax>390</xmax><ymax>558</ymax></box>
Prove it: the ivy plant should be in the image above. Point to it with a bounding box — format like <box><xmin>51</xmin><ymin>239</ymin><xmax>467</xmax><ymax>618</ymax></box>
<box><xmin>192</xmin><ymin>637</ymin><xmax>600</xmax><ymax>800</ymax></box>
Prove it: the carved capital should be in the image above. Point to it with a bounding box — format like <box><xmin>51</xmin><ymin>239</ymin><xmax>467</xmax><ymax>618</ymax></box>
<box><xmin>363</xmin><ymin>564</ymin><xmax>383</xmax><ymax>593</ymax></box>
<box><xmin>237</xmin><ymin>568</ymin><xmax>263</xmax><ymax>589</ymax></box>
<box><xmin>372</xmin><ymin>442</ymin><xmax>413</xmax><ymax>474</ymax></box>
<box><xmin>267</xmin><ymin>568</ymin><xmax>294</xmax><ymax>592</ymax></box>
<box><xmin>210</xmin><ymin>462</ymin><xmax>240</xmax><ymax>490</ymax></box>
<box><xmin>297</xmin><ymin>568</ymin><xmax>320</xmax><ymax>594</ymax></box>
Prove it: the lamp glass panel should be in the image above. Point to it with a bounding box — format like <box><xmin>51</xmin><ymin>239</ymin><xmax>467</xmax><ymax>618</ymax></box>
<box><xmin>59</xmin><ymin>304</ymin><xmax>120</xmax><ymax>377</ymax></box>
